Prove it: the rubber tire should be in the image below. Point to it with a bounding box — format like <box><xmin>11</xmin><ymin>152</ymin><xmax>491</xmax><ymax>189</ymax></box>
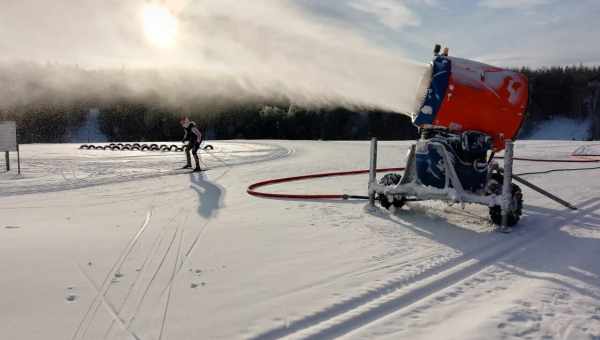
<box><xmin>80</xmin><ymin>145</ymin><xmax>89</xmax><ymax>150</ymax></box>
<box><xmin>377</xmin><ymin>173</ymin><xmax>405</xmax><ymax>210</ymax></box>
<box><xmin>169</xmin><ymin>145</ymin><xmax>179</xmax><ymax>151</ymax></box>
<box><xmin>141</xmin><ymin>145</ymin><xmax>150</xmax><ymax>151</ymax></box>
<box><xmin>204</xmin><ymin>145</ymin><xmax>214</xmax><ymax>150</ymax></box>
<box><xmin>111</xmin><ymin>146</ymin><xmax>120</xmax><ymax>151</ymax></box>
<box><xmin>489</xmin><ymin>183</ymin><xmax>523</xmax><ymax>227</ymax></box>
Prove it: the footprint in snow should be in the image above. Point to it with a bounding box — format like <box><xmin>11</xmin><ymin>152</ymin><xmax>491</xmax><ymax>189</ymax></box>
<box><xmin>65</xmin><ymin>287</ymin><xmax>78</xmax><ymax>303</ymax></box>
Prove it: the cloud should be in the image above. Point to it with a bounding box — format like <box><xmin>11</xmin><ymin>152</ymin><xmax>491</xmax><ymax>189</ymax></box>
<box><xmin>479</xmin><ymin>0</ymin><xmax>551</xmax><ymax>10</ymax></box>
<box><xmin>0</xmin><ymin>0</ymin><xmax>429</xmax><ymax>114</ymax></box>
<box><xmin>349</xmin><ymin>0</ymin><xmax>420</xmax><ymax>30</ymax></box>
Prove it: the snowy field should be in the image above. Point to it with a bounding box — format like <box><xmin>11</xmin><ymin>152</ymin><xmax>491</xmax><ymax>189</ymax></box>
<box><xmin>1</xmin><ymin>140</ymin><xmax>600</xmax><ymax>340</ymax></box>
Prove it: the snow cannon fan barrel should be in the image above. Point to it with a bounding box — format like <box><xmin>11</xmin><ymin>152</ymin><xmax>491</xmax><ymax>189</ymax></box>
<box><xmin>413</xmin><ymin>48</ymin><xmax>528</xmax><ymax>151</ymax></box>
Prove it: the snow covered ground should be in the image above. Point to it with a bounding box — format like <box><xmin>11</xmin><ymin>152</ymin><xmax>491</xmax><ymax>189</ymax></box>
<box><xmin>1</xmin><ymin>140</ymin><xmax>599</xmax><ymax>340</ymax></box>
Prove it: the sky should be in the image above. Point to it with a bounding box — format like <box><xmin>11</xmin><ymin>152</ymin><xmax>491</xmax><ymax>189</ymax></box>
<box><xmin>1</xmin><ymin>0</ymin><xmax>599</xmax><ymax>68</ymax></box>
<box><xmin>1</xmin><ymin>0</ymin><xmax>598</xmax><ymax>113</ymax></box>
<box><xmin>299</xmin><ymin>0</ymin><xmax>600</xmax><ymax>67</ymax></box>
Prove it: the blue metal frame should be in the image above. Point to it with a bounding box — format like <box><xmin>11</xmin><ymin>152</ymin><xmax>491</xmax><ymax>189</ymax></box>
<box><xmin>414</xmin><ymin>56</ymin><xmax>451</xmax><ymax>126</ymax></box>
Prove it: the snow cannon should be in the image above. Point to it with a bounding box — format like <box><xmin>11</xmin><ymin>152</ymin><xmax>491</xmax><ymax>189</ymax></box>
<box><xmin>368</xmin><ymin>46</ymin><xmax>528</xmax><ymax>231</ymax></box>
<box><xmin>413</xmin><ymin>48</ymin><xmax>528</xmax><ymax>151</ymax></box>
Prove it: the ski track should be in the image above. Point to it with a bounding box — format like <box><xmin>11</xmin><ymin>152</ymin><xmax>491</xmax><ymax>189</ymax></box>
<box><xmin>3</xmin><ymin>140</ymin><xmax>599</xmax><ymax>340</ymax></box>
<box><xmin>0</xmin><ymin>142</ymin><xmax>292</xmax><ymax>197</ymax></box>
<box><xmin>73</xmin><ymin>211</ymin><xmax>153</xmax><ymax>340</ymax></box>
<box><xmin>101</xmin><ymin>211</ymin><xmax>179</xmax><ymax>340</ymax></box>
<box><xmin>73</xmin><ymin>198</ymin><xmax>197</xmax><ymax>340</ymax></box>
<box><xmin>251</xmin><ymin>200</ymin><xmax>595</xmax><ymax>340</ymax></box>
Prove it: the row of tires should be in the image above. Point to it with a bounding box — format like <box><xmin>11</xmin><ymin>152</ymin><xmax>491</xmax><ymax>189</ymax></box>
<box><xmin>79</xmin><ymin>143</ymin><xmax>214</xmax><ymax>152</ymax></box>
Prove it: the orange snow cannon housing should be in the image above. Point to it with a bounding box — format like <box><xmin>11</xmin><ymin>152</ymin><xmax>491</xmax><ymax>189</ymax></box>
<box><xmin>414</xmin><ymin>55</ymin><xmax>528</xmax><ymax>151</ymax></box>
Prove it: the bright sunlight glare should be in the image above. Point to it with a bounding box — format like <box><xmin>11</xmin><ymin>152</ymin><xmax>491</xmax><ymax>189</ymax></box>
<box><xmin>142</xmin><ymin>3</ymin><xmax>178</xmax><ymax>48</ymax></box>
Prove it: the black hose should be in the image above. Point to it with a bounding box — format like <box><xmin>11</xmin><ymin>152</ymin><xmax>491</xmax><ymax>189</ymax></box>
<box><xmin>516</xmin><ymin>166</ymin><xmax>600</xmax><ymax>176</ymax></box>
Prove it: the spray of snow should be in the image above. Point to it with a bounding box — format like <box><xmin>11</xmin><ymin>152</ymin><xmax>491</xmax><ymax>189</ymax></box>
<box><xmin>0</xmin><ymin>0</ymin><xmax>428</xmax><ymax>114</ymax></box>
<box><xmin>524</xmin><ymin>117</ymin><xmax>592</xmax><ymax>141</ymax></box>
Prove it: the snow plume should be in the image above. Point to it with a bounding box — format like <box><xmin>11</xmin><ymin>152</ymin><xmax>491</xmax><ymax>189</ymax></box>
<box><xmin>0</xmin><ymin>0</ymin><xmax>428</xmax><ymax>114</ymax></box>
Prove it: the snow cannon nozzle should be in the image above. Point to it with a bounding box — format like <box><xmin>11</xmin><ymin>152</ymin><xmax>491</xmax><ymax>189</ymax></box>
<box><xmin>413</xmin><ymin>51</ymin><xmax>528</xmax><ymax>151</ymax></box>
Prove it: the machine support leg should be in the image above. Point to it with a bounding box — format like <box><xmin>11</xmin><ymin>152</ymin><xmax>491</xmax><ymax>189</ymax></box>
<box><xmin>369</xmin><ymin>138</ymin><xmax>378</xmax><ymax>208</ymax></box>
<box><xmin>17</xmin><ymin>144</ymin><xmax>21</xmax><ymax>175</ymax></box>
<box><xmin>502</xmin><ymin>140</ymin><xmax>514</xmax><ymax>228</ymax></box>
<box><xmin>512</xmin><ymin>175</ymin><xmax>577</xmax><ymax>210</ymax></box>
<box><xmin>5</xmin><ymin>151</ymin><xmax>9</xmax><ymax>172</ymax></box>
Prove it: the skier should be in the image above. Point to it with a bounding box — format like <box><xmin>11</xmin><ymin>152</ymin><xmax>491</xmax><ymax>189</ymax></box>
<box><xmin>180</xmin><ymin>116</ymin><xmax>203</xmax><ymax>172</ymax></box>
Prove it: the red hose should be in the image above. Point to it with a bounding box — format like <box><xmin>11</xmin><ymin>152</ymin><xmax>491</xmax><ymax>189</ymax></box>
<box><xmin>247</xmin><ymin>168</ymin><xmax>403</xmax><ymax>200</ymax></box>
<box><xmin>247</xmin><ymin>155</ymin><xmax>600</xmax><ymax>201</ymax></box>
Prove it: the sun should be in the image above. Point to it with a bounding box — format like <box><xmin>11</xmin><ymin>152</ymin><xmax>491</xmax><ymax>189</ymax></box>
<box><xmin>142</xmin><ymin>3</ymin><xmax>178</xmax><ymax>48</ymax></box>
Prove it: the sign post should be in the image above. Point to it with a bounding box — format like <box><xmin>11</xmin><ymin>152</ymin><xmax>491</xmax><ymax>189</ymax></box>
<box><xmin>0</xmin><ymin>121</ymin><xmax>19</xmax><ymax>174</ymax></box>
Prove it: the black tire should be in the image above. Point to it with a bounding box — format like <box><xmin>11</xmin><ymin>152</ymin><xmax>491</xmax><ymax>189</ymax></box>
<box><xmin>377</xmin><ymin>173</ymin><xmax>405</xmax><ymax>210</ymax></box>
<box><xmin>133</xmin><ymin>143</ymin><xmax>140</xmax><ymax>148</ymax></box>
<box><xmin>379</xmin><ymin>173</ymin><xmax>402</xmax><ymax>186</ymax></box>
<box><xmin>490</xmin><ymin>182</ymin><xmax>523</xmax><ymax>227</ymax></box>
<box><xmin>378</xmin><ymin>195</ymin><xmax>406</xmax><ymax>210</ymax></box>
<box><xmin>111</xmin><ymin>146</ymin><xmax>120</xmax><ymax>151</ymax></box>
<box><xmin>176</xmin><ymin>147</ymin><xmax>184</xmax><ymax>152</ymax></box>
<box><xmin>117</xmin><ymin>143</ymin><xmax>124</xmax><ymax>147</ymax></box>
<box><xmin>109</xmin><ymin>143</ymin><xmax>116</xmax><ymax>147</ymax></box>
<box><xmin>203</xmin><ymin>144</ymin><xmax>214</xmax><ymax>150</ymax></box>
<box><xmin>121</xmin><ymin>146</ymin><xmax>131</xmax><ymax>151</ymax></box>
<box><xmin>132</xmin><ymin>146</ymin><xmax>141</xmax><ymax>151</ymax></box>
<box><xmin>80</xmin><ymin>145</ymin><xmax>89</xmax><ymax>150</ymax></box>
<box><xmin>169</xmin><ymin>145</ymin><xmax>179</xmax><ymax>151</ymax></box>
<box><xmin>141</xmin><ymin>145</ymin><xmax>150</xmax><ymax>151</ymax></box>
<box><xmin>379</xmin><ymin>195</ymin><xmax>392</xmax><ymax>209</ymax></box>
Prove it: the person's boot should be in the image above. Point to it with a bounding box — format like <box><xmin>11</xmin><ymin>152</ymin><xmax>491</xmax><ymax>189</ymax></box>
<box><xmin>193</xmin><ymin>166</ymin><xmax>203</xmax><ymax>172</ymax></box>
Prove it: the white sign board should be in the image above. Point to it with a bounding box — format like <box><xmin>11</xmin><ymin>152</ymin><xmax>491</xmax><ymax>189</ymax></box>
<box><xmin>0</xmin><ymin>121</ymin><xmax>17</xmax><ymax>151</ymax></box>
